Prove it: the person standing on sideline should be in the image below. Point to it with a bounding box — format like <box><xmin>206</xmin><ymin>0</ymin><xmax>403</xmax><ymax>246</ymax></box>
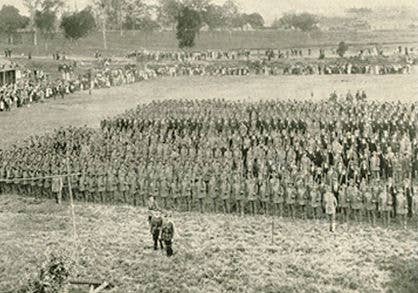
<box><xmin>161</xmin><ymin>213</ymin><xmax>175</xmax><ymax>257</ymax></box>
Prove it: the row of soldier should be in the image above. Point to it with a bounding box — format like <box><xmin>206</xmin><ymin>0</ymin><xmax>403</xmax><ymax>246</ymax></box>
<box><xmin>0</xmin><ymin>153</ymin><xmax>416</xmax><ymax>228</ymax></box>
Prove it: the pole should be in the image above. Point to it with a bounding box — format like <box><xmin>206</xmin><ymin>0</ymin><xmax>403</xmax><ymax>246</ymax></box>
<box><xmin>66</xmin><ymin>159</ymin><xmax>77</xmax><ymax>243</ymax></box>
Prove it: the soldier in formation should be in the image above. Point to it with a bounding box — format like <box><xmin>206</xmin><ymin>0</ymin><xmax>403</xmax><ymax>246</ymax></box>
<box><xmin>1</xmin><ymin>96</ymin><xmax>417</xmax><ymax>229</ymax></box>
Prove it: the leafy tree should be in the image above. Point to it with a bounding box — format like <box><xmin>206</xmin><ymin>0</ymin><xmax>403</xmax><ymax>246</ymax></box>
<box><xmin>222</xmin><ymin>0</ymin><xmax>240</xmax><ymax>28</ymax></box>
<box><xmin>201</xmin><ymin>4</ymin><xmax>225</xmax><ymax>30</ymax></box>
<box><xmin>0</xmin><ymin>5</ymin><xmax>29</xmax><ymax>44</ymax></box>
<box><xmin>271</xmin><ymin>17</ymin><xmax>282</xmax><ymax>29</ymax></box>
<box><xmin>157</xmin><ymin>0</ymin><xmax>182</xmax><ymax>30</ymax></box>
<box><xmin>123</xmin><ymin>0</ymin><xmax>156</xmax><ymax>31</ymax></box>
<box><xmin>60</xmin><ymin>7</ymin><xmax>96</xmax><ymax>42</ymax></box>
<box><xmin>94</xmin><ymin>0</ymin><xmax>112</xmax><ymax>49</ymax></box>
<box><xmin>183</xmin><ymin>0</ymin><xmax>210</xmax><ymax>12</ymax></box>
<box><xmin>176</xmin><ymin>6</ymin><xmax>202</xmax><ymax>48</ymax></box>
<box><xmin>242</xmin><ymin>13</ymin><xmax>264</xmax><ymax>29</ymax></box>
<box><xmin>127</xmin><ymin>16</ymin><xmax>160</xmax><ymax>31</ymax></box>
<box><xmin>278</xmin><ymin>13</ymin><xmax>319</xmax><ymax>32</ymax></box>
<box><xmin>35</xmin><ymin>0</ymin><xmax>63</xmax><ymax>50</ymax></box>
<box><xmin>336</xmin><ymin>41</ymin><xmax>349</xmax><ymax>57</ymax></box>
<box><xmin>23</xmin><ymin>0</ymin><xmax>42</xmax><ymax>45</ymax></box>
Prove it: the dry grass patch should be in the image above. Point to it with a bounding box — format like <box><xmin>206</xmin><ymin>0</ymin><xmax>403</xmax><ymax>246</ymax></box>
<box><xmin>1</xmin><ymin>195</ymin><xmax>417</xmax><ymax>292</ymax></box>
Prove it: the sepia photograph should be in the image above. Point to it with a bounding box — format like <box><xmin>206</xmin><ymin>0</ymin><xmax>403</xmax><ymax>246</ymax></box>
<box><xmin>0</xmin><ymin>0</ymin><xmax>417</xmax><ymax>292</ymax></box>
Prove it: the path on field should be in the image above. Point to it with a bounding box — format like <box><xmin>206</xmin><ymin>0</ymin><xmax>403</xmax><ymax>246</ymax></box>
<box><xmin>1</xmin><ymin>72</ymin><xmax>417</xmax><ymax>148</ymax></box>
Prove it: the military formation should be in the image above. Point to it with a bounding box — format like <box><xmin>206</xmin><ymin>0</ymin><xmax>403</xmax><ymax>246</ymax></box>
<box><xmin>1</xmin><ymin>96</ymin><xmax>417</xmax><ymax>229</ymax></box>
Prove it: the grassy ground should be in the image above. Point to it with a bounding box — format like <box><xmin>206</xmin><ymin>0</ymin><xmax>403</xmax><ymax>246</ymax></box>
<box><xmin>2</xmin><ymin>29</ymin><xmax>417</xmax><ymax>57</ymax></box>
<box><xmin>1</xmin><ymin>71</ymin><xmax>417</xmax><ymax>148</ymax></box>
<box><xmin>0</xmin><ymin>194</ymin><xmax>417</xmax><ymax>292</ymax></box>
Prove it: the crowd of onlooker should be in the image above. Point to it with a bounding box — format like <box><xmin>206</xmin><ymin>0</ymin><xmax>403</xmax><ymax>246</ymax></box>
<box><xmin>126</xmin><ymin>45</ymin><xmax>416</xmax><ymax>62</ymax></box>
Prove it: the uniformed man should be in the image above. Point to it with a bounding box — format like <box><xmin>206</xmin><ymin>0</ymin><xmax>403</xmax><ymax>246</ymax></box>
<box><xmin>160</xmin><ymin>212</ymin><xmax>175</xmax><ymax>257</ymax></box>
<box><xmin>149</xmin><ymin>210</ymin><xmax>163</xmax><ymax>251</ymax></box>
<box><xmin>396</xmin><ymin>184</ymin><xmax>408</xmax><ymax>228</ymax></box>
<box><xmin>350</xmin><ymin>181</ymin><xmax>362</xmax><ymax>222</ymax></box>
<box><xmin>339</xmin><ymin>182</ymin><xmax>349</xmax><ymax>222</ymax></box>
<box><xmin>378</xmin><ymin>183</ymin><xmax>391</xmax><ymax>226</ymax></box>
<box><xmin>309</xmin><ymin>180</ymin><xmax>321</xmax><ymax>220</ymax></box>
<box><xmin>321</xmin><ymin>185</ymin><xmax>334</xmax><ymax>229</ymax></box>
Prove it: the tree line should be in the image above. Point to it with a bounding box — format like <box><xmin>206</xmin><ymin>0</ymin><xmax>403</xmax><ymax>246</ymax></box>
<box><xmin>0</xmin><ymin>0</ymin><xmax>321</xmax><ymax>49</ymax></box>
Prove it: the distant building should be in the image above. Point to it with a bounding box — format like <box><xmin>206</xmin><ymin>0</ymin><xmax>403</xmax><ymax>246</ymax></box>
<box><xmin>0</xmin><ymin>65</ymin><xmax>17</xmax><ymax>86</ymax></box>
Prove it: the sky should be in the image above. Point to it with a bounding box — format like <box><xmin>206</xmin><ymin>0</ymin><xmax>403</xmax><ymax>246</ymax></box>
<box><xmin>1</xmin><ymin>0</ymin><xmax>417</xmax><ymax>24</ymax></box>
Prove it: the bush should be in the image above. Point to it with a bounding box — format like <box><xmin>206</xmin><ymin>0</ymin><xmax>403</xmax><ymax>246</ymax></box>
<box><xmin>176</xmin><ymin>6</ymin><xmax>202</xmax><ymax>49</ymax></box>
<box><xmin>337</xmin><ymin>41</ymin><xmax>349</xmax><ymax>57</ymax></box>
<box><xmin>21</xmin><ymin>252</ymin><xmax>73</xmax><ymax>293</ymax></box>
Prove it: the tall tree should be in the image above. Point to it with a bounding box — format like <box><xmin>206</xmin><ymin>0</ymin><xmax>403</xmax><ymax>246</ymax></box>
<box><xmin>336</xmin><ymin>41</ymin><xmax>349</xmax><ymax>57</ymax></box>
<box><xmin>60</xmin><ymin>7</ymin><xmax>95</xmax><ymax>42</ymax></box>
<box><xmin>156</xmin><ymin>0</ymin><xmax>181</xmax><ymax>30</ymax></box>
<box><xmin>278</xmin><ymin>13</ymin><xmax>319</xmax><ymax>32</ymax></box>
<box><xmin>200</xmin><ymin>3</ymin><xmax>225</xmax><ymax>30</ymax></box>
<box><xmin>176</xmin><ymin>6</ymin><xmax>201</xmax><ymax>49</ymax></box>
<box><xmin>35</xmin><ymin>0</ymin><xmax>64</xmax><ymax>51</ymax></box>
<box><xmin>0</xmin><ymin>5</ymin><xmax>29</xmax><ymax>44</ymax></box>
<box><xmin>183</xmin><ymin>0</ymin><xmax>210</xmax><ymax>12</ymax></box>
<box><xmin>107</xmin><ymin>0</ymin><xmax>129</xmax><ymax>36</ymax></box>
<box><xmin>94</xmin><ymin>0</ymin><xmax>112</xmax><ymax>49</ymax></box>
<box><xmin>23</xmin><ymin>0</ymin><xmax>42</xmax><ymax>46</ymax></box>
<box><xmin>242</xmin><ymin>13</ymin><xmax>264</xmax><ymax>29</ymax></box>
<box><xmin>124</xmin><ymin>0</ymin><xmax>155</xmax><ymax>30</ymax></box>
<box><xmin>222</xmin><ymin>0</ymin><xmax>240</xmax><ymax>28</ymax></box>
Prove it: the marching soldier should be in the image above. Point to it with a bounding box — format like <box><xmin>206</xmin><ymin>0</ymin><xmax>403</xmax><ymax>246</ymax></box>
<box><xmin>296</xmin><ymin>178</ymin><xmax>307</xmax><ymax>219</ymax></box>
<box><xmin>160</xmin><ymin>176</ymin><xmax>169</xmax><ymax>208</ymax></box>
<box><xmin>323</xmin><ymin>185</ymin><xmax>337</xmax><ymax>232</ymax></box>
<box><xmin>259</xmin><ymin>178</ymin><xmax>269</xmax><ymax>215</ymax></box>
<box><xmin>396</xmin><ymin>184</ymin><xmax>408</xmax><ymax>228</ymax></box>
<box><xmin>310</xmin><ymin>180</ymin><xmax>321</xmax><ymax>220</ymax></box>
<box><xmin>339</xmin><ymin>182</ymin><xmax>350</xmax><ymax>222</ymax></box>
<box><xmin>364</xmin><ymin>184</ymin><xmax>376</xmax><ymax>225</ymax></box>
<box><xmin>350</xmin><ymin>181</ymin><xmax>362</xmax><ymax>222</ymax></box>
<box><xmin>286</xmin><ymin>181</ymin><xmax>296</xmax><ymax>219</ymax></box>
<box><xmin>271</xmin><ymin>176</ymin><xmax>284</xmax><ymax>217</ymax></box>
<box><xmin>51</xmin><ymin>174</ymin><xmax>63</xmax><ymax>204</ymax></box>
<box><xmin>246</xmin><ymin>175</ymin><xmax>256</xmax><ymax>215</ymax></box>
<box><xmin>97</xmin><ymin>171</ymin><xmax>106</xmax><ymax>203</ymax></box>
<box><xmin>220</xmin><ymin>173</ymin><xmax>230</xmax><ymax>214</ymax></box>
<box><xmin>208</xmin><ymin>174</ymin><xmax>218</xmax><ymax>213</ymax></box>
<box><xmin>378</xmin><ymin>184</ymin><xmax>392</xmax><ymax>226</ymax></box>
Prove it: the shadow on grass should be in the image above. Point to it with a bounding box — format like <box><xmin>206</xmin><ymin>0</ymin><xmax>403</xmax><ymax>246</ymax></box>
<box><xmin>380</xmin><ymin>256</ymin><xmax>418</xmax><ymax>293</ymax></box>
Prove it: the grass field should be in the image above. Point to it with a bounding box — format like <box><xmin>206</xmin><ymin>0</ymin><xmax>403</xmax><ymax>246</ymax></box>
<box><xmin>1</xmin><ymin>194</ymin><xmax>417</xmax><ymax>292</ymax></box>
<box><xmin>1</xmin><ymin>71</ymin><xmax>417</xmax><ymax>148</ymax></box>
<box><xmin>1</xmin><ymin>65</ymin><xmax>418</xmax><ymax>292</ymax></box>
<box><xmin>1</xmin><ymin>29</ymin><xmax>417</xmax><ymax>57</ymax></box>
